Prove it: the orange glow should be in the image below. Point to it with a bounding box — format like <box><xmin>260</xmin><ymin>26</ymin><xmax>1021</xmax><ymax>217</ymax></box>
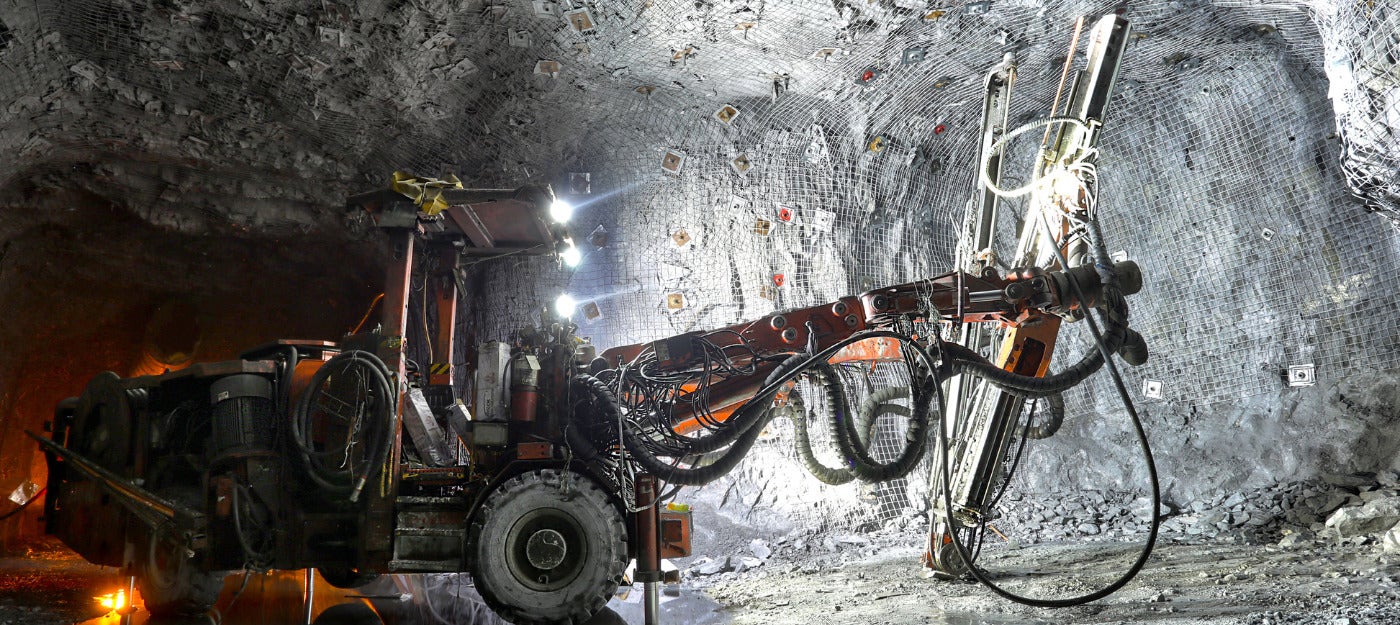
<box><xmin>95</xmin><ymin>589</ymin><xmax>126</xmax><ymax>612</ymax></box>
<box><xmin>129</xmin><ymin>349</ymin><xmax>193</xmax><ymax>377</ymax></box>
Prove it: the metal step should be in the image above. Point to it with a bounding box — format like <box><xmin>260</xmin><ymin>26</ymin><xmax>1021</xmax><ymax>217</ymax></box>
<box><xmin>394</xmin><ymin>527</ymin><xmax>465</xmax><ymax>537</ymax></box>
<box><xmin>395</xmin><ymin>496</ymin><xmax>462</xmax><ymax>506</ymax></box>
<box><xmin>389</xmin><ymin>559</ymin><xmax>462</xmax><ymax>573</ymax></box>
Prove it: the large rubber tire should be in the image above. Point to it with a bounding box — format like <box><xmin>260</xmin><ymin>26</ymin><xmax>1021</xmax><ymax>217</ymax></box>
<box><xmin>467</xmin><ymin>469</ymin><xmax>628</xmax><ymax>625</ymax></box>
<box><xmin>137</xmin><ymin>528</ymin><xmax>224</xmax><ymax>617</ymax></box>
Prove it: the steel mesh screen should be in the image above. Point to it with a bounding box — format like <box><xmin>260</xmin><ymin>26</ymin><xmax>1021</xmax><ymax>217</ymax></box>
<box><xmin>9</xmin><ymin>0</ymin><xmax>1399</xmax><ymax>526</ymax></box>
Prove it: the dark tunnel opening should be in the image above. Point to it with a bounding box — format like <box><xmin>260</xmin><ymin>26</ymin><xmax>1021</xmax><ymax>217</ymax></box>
<box><xmin>0</xmin><ymin>187</ymin><xmax>383</xmax><ymax>549</ymax></box>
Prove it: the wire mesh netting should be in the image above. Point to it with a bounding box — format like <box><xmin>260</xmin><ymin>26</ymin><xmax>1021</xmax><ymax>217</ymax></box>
<box><xmin>7</xmin><ymin>0</ymin><xmax>1399</xmax><ymax>526</ymax></box>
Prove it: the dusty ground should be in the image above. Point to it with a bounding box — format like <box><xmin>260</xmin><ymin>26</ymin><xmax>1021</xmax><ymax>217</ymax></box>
<box><xmin>3</xmin><ymin>533</ymin><xmax>1397</xmax><ymax>624</ymax></box>
<box><xmin>699</xmin><ymin>536</ymin><xmax>1400</xmax><ymax>625</ymax></box>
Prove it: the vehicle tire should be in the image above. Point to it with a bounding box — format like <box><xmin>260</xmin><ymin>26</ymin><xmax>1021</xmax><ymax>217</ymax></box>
<box><xmin>137</xmin><ymin>528</ymin><xmax>224</xmax><ymax>617</ymax></box>
<box><xmin>317</xmin><ymin>565</ymin><xmax>380</xmax><ymax>589</ymax></box>
<box><xmin>466</xmin><ymin>469</ymin><xmax>628</xmax><ymax>625</ymax></box>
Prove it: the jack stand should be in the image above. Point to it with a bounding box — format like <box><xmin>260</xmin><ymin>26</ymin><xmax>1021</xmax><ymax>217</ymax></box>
<box><xmin>633</xmin><ymin>474</ymin><xmax>663</xmax><ymax>625</ymax></box>
<box><xmin>120</xmin><ymin>575</ymin><xmax>135</xmax><ymax>625</ymax></box>
<box><xmin>303</xmin><ymin>568</ymin><xmax>315</xmax><ymax>625</ymax></box>
<box><xmin>644</xmin><ymin>582</ymin><xmax>660</xmax><ymax>624</ymax></box>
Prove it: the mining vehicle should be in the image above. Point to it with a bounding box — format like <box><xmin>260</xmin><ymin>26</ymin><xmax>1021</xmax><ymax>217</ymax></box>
<box><xmin>35</xmin><ymin>14</ymin><xmax>1147</xmax><ymax>624</ymax></box>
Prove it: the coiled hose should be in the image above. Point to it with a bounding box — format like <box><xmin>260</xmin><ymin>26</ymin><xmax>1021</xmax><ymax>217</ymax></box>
<box><xmin>785</xmin><ymin>383</ymin><xmax>910</xmax><ymax>485</ymax></box>
<box><xmin>570</xmin><ymin>340</ymin><xmax>933</xmax><ymax>486</ymax></box>
<box><xmin>289</xmin><ymin>350</ymin><xmax>396</xmax><ymax>502</ymax></box>
<box><xmin>782</xmin><ymin>388</ymin><xmax>853</xmax><ymax>485</ymax></box>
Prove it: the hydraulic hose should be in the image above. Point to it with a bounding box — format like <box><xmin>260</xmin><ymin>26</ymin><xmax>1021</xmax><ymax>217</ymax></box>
<box><xmin>827</xmin><ymin>368</ymin><xmax>930</xmax><ymax>483</ymax></box>
<box><xmin>565</xmin><ymin>376</ymin><xmax>616</xmax><ymax>462</ymax></box>
<box><xmin>783</xmin><ymin>379</ymin><xmax>906</xmax><ymax>486</ymax></box>
<box><xmin>572</xmin><ymin>352</ymin><xmax>833</xmax><ymax>485</ymax></box>
<box><xmin>1026</xmin><ymin>392</ymin><xmax>1065</xmax><ymax>440</ymax></box>
<box><xmin>643</xmin><ymin>356</ymin><xmax>800</xmax><ymax>456</ymax></box>
<box><xmin>941</xmin><ymin>208</ymin><xmax>1132</xmax><ymax>398</ymax></box>
<box><xmin>782</xmin><ymin>388</ymin><xmax>854</xmax><ymax>485</ymax></box>
<box><xmin>855</xmin><ymin>385</ymin><xmax>910</xmax><ymax>448</ymax></box>
<box><xmin>289</xmin><ymin>350</ymin><xmax>396</xmax><ymax>501</ymax></box>
<box><xmin>575</xmin><ymin>335</ymin><xmax>938</xmax><ymax>486</ymax></box>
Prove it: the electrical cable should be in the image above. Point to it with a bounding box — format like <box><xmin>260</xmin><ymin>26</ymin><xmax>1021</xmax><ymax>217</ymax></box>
<box><xmin>931</xmin><ymin>334</ymin><xmax>1159</xmax><ymax>606</ymax></box>
<box><xmin>349</xmin><ymin>293</ymin><xmax>385</xmax><ymax>335</ymax></box>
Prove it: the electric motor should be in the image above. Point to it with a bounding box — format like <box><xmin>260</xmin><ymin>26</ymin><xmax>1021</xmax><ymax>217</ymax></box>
<box><xmin>209</xmin><ymin>374</ymin><xmax>276</xmax><ymax>458</ymax></box>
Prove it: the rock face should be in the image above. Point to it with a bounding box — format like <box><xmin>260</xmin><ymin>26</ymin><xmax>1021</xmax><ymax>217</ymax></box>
<box><xmin>3</xmin><ymin>0</ymin><xmax>1400</xmax><ymax>546</ymax></box>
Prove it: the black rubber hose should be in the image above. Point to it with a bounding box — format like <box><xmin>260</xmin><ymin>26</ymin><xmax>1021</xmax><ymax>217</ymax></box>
<box><xmin>563</xmin><ymin>381</ymin><xmax>603</xmax><ymax>461</ymax></box>
<box><xmin>289</xmin><ymin>350</ymin><xmax>395</xmax><ymax>500</ymax></box>
<box><xmin>826</xmin><ymin>367</ymin><xmax>930</xmax><ymax>483</ymax></box>
<box><xmin>573</xmin><ymin>351</ymin><xmax>822</xmax><ymax>485</ymax></box>
<box><xmin>569</xmin><ymin>374</ymin><xmax>772</xmax><ymax>485</ymax></box>
<box><xmin>578</xmin><ymin>329</ymin><xmax>959</xmax><ymax>486</ymax></box>
<box><xmin>856</xmin><ymin>385</ymin><xmax>911</xmax><ymax>448</ymax></box>
<box><xmin>812</xmin><ymin>361</ymin><xmax>860</xmax><ymax>465</ymax></box>
<box><xmin>940</xmin><ymin>216</ymin><xmax>1132</xmax><ymax>397</ymax></box>
<box><xmin>783</xmin><ymin>388</ymin><xmax>855</xmax><ymax>486</ymax></box>
<box><xmin>644</xmin><ymin>361</ymin><xmax>797</xmax><ymax>456</ymax></box>
<box><xmin>656</xmin><ymin>356</ymin><xmax>800</xmax><ymax>484</ymax></box>
<box><xmin>787</xmin><ymin>384</ymin><xmax>911</xmax><ymax>486</ymax></box>
<box><xmin>1026</xmin><ymin>392</ymin><xmax>1065</xmax><ymax>440</ymax></box>
<box><xmin>1118</xmin><ymin>328</ymin><xmax>1149</xmax><ymax>366</ymax></box>
<box><xmin>344</xmin><ymin>350</ymin><xmax>396</xmax><ymax>503</ymax></box>
<box><xmin>632</xmin><ymin>332</ymin><xmax>925</xmax><ymax>485</ymax></box>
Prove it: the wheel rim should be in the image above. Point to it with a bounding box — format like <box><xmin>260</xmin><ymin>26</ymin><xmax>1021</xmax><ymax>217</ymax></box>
<box><xmin>146</xmin><ymin>531</ymin><xmax>183</xmax><ymax>590</ymax></box>
<box><xmin>504</xmin><ymin>507</ymin><xmax>589</xmax><ymax>592</ymax></box>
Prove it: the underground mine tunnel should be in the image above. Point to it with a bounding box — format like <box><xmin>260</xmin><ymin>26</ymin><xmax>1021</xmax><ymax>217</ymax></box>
<box><xmin>2</xmin><ymin>0</ymin><xmax>1400</xmax><ymax>624</ymax></box>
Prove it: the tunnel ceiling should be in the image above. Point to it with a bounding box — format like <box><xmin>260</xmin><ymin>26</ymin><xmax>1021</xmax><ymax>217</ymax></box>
<box><xmin>2</xmin><ymin>0</ymin><xmax>1400</xmax><ymax>528</ymax></box>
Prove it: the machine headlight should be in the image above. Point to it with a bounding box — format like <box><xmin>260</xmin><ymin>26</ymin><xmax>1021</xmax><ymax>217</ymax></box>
<box><xmin>555</xmin><ymin>294</ymin><xmax>577</xmax><ymax>318</ymax></box>
<box><xmin>560</xmin><ymin>243</ymin><xmax>582</xmax><ymax>267</ymax></box>
<box><xmin>550</xmin><ymin>198</ymin><xmax>574</xmax><ymax>223</ymax></box>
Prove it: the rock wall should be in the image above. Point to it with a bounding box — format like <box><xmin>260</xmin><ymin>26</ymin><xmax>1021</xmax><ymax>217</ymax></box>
<box><xmin>1</xmin><ymin>0</ymin><xmax>1399</xmax><ymax>541</ymax></box>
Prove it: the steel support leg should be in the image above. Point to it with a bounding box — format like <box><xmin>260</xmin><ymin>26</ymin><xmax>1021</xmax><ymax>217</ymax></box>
<box><xmin>304</xmin><ymin>568</ymin><xmax>315</xmax><ymax>625</ymax></box>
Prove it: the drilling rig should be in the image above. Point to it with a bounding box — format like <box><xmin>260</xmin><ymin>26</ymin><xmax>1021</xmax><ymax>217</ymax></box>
<box><xmin>34</xmin><ymin>13</ymin><xmax>1146</xmax><ymax>624</ymax></box>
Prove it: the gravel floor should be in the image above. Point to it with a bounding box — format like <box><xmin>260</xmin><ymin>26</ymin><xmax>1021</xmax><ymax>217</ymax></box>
<box><xmin>696</xmin><ymin>538</ymin><xmax>1400</xmax><ymax>625</ymax></box>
